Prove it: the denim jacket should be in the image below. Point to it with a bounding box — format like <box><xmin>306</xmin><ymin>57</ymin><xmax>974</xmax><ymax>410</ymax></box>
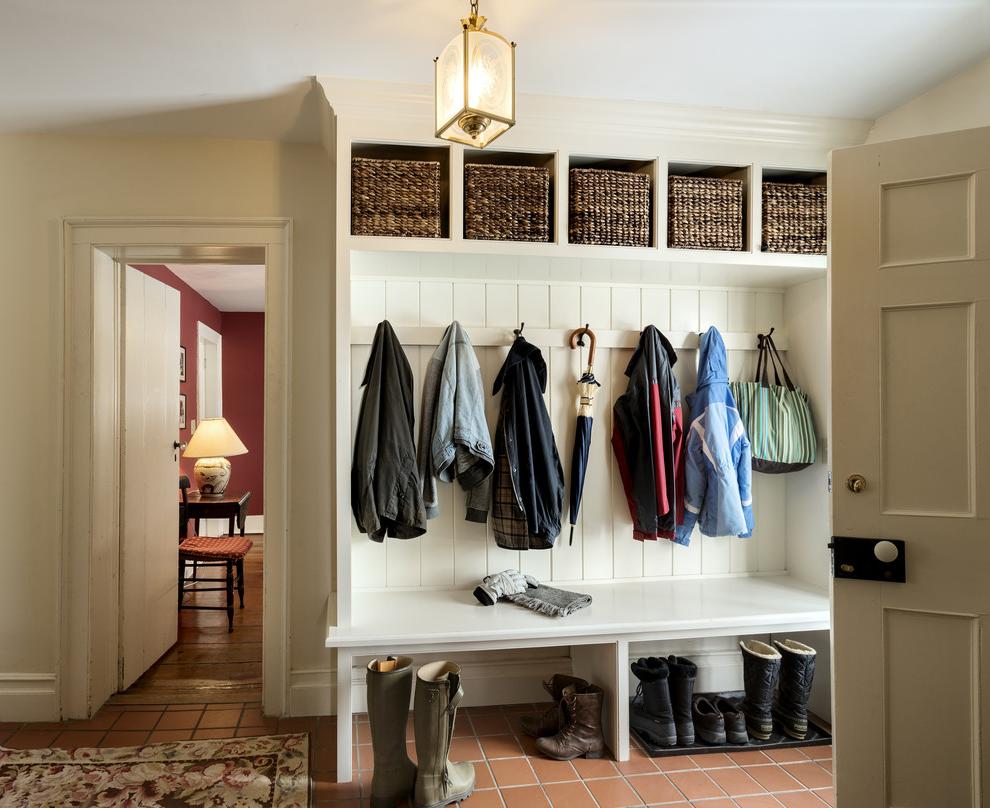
<box><xmin>417</xmin><ymin>321</ymin><xmax>493</xmax><ymax>523</ymax></box>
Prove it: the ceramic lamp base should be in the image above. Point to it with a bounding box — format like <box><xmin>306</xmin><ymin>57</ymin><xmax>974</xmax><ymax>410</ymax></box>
<box><xmin>194</xmin><ymin>456</ymin><xmax>231</xmax><ymax>497</ymax></box>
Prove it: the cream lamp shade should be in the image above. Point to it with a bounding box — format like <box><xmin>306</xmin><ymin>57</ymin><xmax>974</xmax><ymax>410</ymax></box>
<box><xmin>183</xmin><ymin>417</ymin><xmax>248</xmax><ymax>497</ymax></box>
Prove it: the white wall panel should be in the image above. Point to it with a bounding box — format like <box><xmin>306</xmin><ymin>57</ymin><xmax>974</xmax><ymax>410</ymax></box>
<box><xmin>385</xmin><ymin>281</ymin><xmax>420</xmax><ymax>326</ymax></box>
<box><xmin>670</xmin><ymin>289</ymin><xmax>700</xmax><ymax>332</ymax></box>
<box><xmin>350</xmin><ymin>278</ymin><xmax>795</xmax><ymax>591</ymax></box>
<box><xmin>699</xmin><ymin>290</ymin><xmax>729</xmax><ymax>331</ymax></box>
<box><xmin>453</xmin><ymin>282</ymin><xmax>486</xmax><ymax>326</ymax></box>
<box><xmin>610</xmin><ymin>288</ymin><xmax>642</xmax><ymax>331</ymax></box>
<box><xmin>518</xmin><ymin>284</ymin><xmax>550</xmax><ymax>329</ymax></box>
<box><xmin>420</xmin><ymin>282</ymin><xmax>453</xmax><ymax>327</ymax></box>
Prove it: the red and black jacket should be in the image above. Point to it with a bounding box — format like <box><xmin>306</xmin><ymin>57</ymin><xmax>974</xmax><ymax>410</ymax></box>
<box><xmin>611</xmin><ymin>326</ymin><xmax>685</xmax><ymax>541</ymax></box>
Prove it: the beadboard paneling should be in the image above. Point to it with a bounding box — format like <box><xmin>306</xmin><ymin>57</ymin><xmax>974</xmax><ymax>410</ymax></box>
<box><xmin>350</xmin><ymin>275</ymin><xmax>787</xmax><ymax>590</ymax></box>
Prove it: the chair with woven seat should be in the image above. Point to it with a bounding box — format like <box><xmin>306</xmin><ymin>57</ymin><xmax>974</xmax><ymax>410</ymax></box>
<box><xmin>179</xmin><ymin>477</ymin><xmax>252</xmax><ymax>632</ymax></box>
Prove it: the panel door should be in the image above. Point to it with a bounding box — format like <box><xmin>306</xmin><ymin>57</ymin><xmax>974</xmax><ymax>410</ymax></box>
<box><xmin>831</xmin><ymin>126</ymin><xmax>990</xmax><ymax>806</ymax></box>
<box><xmin>120</xmin><ymin>267</ymin><xmax>181</xmax><ymax>690</ymax></box>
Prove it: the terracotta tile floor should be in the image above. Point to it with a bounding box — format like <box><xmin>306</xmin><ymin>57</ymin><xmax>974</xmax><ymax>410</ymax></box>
<box><xmin>2</xmin><ymin>701</ymin><xmax>834</xmax><ymax>807</ymax></box>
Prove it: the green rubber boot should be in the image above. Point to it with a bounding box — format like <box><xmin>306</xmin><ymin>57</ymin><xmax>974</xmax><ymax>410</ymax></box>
<box><xmin>367</xmin><ymin>656</ymin><xmax>417</xmax><ymax>808</ymax></box>
<box><xmin>413</xmin><ymin>661</ymin><xmax>475</xmax><ymax>808</ymax></box>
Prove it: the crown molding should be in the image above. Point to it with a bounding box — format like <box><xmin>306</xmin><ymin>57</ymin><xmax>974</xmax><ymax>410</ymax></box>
<box><xmin>318</xmin><ymin>76</ymin><xmax>872</xmax><ymax>150</ymax></box>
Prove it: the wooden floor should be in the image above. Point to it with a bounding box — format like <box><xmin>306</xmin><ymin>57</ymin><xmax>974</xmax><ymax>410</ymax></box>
<box><xmin>109</xmin><ymin>535</ymin><xmax>263</xmax><ymax>705</ymax></box>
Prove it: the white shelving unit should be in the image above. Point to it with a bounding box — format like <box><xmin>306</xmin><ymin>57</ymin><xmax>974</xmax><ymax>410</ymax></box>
<box><xmin>319</xmin><ymin>77</ymin><xmax>853</xmax><ymax>782</ymax></box>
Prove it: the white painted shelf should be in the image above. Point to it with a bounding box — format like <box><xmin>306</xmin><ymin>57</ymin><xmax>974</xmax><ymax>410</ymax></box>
<box><xmin>326</xmin><ymin>575</ymin><xmax>829</xmax><ymax>651</ymax></box>
<box><xmin>347</xmin><ymin>237</ymin><xmax>825</xmax><ymax>289</ymax></box>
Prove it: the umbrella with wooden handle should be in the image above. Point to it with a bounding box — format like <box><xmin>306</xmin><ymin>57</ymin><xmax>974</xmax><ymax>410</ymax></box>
<box><xmin>566</xmin><ymin>324</ymin><xmax>601</xmax><ymax>546</ymax></box>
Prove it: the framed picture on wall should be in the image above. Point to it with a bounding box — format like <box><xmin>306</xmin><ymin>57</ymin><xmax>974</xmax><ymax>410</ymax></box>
<box><xmin>179</xmin><ymin>394</ymin><xmax>187</xmax><ymax>429</ymax></box>
<box><xmin>179</xmin><ymin>346</ymin><xmax>187</xmax><ymax>382</ymax></box>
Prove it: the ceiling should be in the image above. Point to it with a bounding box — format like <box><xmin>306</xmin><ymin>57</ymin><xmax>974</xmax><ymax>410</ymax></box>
<box><xmin>2</xmin><ymin>0</ymin><xmax>989</xmax><ymax>140</ymax></box>
<box><xmin>167</xmin><ymin>264</ymin><xmax>265</xmax><ymax>312</ymax></box>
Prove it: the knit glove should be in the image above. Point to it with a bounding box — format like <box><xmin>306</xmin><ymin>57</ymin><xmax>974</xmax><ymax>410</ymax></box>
<box><xmin>473</xmin><ymin>569</ymin><xmax>539</xmax><ymax>606</ymax></box>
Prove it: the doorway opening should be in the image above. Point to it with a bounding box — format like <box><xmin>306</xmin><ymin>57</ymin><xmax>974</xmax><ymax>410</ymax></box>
<box><xmin>112</xmin><ymin>262</ymin><xmax>267</xmax><ymax>706</ymax></box>
<box><xmin>60</xmin><ymin>219</ymin><xmax>290</xmax><ymax>722</ymax></box>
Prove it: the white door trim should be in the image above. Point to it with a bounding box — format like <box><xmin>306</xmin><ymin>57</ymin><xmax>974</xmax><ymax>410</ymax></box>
<box><xmin>59</xmin><ymin>218</ymin><xmax>292</xmax><ymax>719</ymax></box>
<box><xmin>196</xmin><ymin>320</ymin><xmax>224</xmax><ymax>421</ymax></box>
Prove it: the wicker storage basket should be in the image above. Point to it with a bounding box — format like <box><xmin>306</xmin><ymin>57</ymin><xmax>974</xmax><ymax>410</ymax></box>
<box><xmin>667</xmin><ymin>175</ymin><xmax>744</xmax><ymax>251</ymax></box>
<box><xmin>762</xmin><ymin>181</ymin><xmax>827</xmax><ymax>254</ymax></box>
<box><xmin>465</xmin><ymin>164</ymin><xmax>551</xmax><ymax>242</ymax></box>
<box><xmin>569</xmin><ymin>168</ymin><xmax>651</xmax><ymax>247</ymax></box>
<box><xmin>351</xmin><ymin>156</ymin><xmax>441</xmax><ymax>238</ymax></box>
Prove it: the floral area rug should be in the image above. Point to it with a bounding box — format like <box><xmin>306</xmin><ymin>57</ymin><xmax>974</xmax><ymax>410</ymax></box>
<box><xmin>0</xmin><ymin>733</ymin><xmax>308</xmax><ymax>807</ymax></box>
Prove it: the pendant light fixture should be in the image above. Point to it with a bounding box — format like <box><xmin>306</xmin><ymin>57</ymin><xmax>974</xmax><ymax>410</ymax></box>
<box><xmin>434</xmin><ymin>0</ymin><xmax>516</xmax><ymax>148</ymax></box>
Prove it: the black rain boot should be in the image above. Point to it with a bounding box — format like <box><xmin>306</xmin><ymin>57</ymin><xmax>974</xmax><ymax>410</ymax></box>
<box><xmin>630</xmin><ymin>657</ymin><xmax>676</xmax><ymax>747</ymax></box>
<box><xmin>666</xmin><ymin>655</ymin><xmax>697</xmax><ymax>746</ymax></box>
<box><xmin>772</xmin><ymin>639</ymin><xmax>817</xmax><ymax>740</ymax></box>
<box><xmin>739</xmin><ymin>640</ymin><xmax>781</xmax><ymax>741</ymax></box>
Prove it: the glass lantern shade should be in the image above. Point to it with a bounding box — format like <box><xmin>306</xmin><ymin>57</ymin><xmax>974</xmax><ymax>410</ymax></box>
<box><xmin>435</xmin><ymin>25</ymin><xmax>515</xmax><ymax>148</ymax></box>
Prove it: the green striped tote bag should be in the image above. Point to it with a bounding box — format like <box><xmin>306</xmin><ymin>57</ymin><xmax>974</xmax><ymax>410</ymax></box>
<box><xmin>730</xmin><ymin>330</ymin><xmax>817</xmax><ymax>473</ymax></box>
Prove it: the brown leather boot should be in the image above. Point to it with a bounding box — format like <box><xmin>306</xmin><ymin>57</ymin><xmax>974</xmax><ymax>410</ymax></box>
<box><xmin>519</xmin><ymin>674</ymin><xmax>589</xmax><ymax>737</ymax></box>
<box><xmin>534</xmin><ymin>684</ymin><xmax>606</xmax><ymax>760</ymax></box>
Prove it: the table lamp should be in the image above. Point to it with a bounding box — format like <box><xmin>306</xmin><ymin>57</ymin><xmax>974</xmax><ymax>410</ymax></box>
<box><xmin>183</xmin><ymin>417</ymin><xmax>248</xmax><ymax>497</ymax></box>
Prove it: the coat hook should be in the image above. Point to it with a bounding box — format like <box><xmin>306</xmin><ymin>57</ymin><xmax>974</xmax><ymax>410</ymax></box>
<box><xmin>568</xmin><ymin>324</ymin><xmax>598</xmax><ymax>367</ymax></box>
<box><xmin>513</xmin><ymin>322</ymin><xmax>525</xmax><ymax>338</ymax></box>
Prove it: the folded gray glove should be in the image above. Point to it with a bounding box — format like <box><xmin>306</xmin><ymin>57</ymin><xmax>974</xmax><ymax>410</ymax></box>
<box><xmin>473</xmin><ymin>569</ymin><xmax>539</xmax><ymax>606</ymax></box>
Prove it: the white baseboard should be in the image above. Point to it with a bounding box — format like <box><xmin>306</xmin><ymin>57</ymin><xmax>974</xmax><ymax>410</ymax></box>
<box><xmin>198</xmin><ymin>514</ymin><xmax>264</xmax><ymax>537</ymax></box>
<box><xmin>0</xmin><ymin>673</ymin><xmax>58</xmax><ymax>722</ymax></box>
<box><xmin>288</xmin><ymin>655</ymin><xmax>571</xmax><ymax>717</ymax></box>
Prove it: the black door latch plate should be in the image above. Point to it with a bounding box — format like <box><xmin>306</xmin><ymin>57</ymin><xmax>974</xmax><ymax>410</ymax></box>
<box><xmin>828</xmin><ymin>536</ymin><xmax>906</xmax><ymax>583</ymax></box>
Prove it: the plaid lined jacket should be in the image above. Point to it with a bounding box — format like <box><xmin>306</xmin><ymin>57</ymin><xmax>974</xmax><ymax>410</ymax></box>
<box><xmin>491</xmin><ymin>336</ymin><xmax>564</xmax><ymax>550</ymax></box>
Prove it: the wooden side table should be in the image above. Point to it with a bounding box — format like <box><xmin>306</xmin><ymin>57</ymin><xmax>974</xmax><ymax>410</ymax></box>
<box><xmin>185</xmin><ymin>490</ymin><xmax>252</xmax><ymax>537</ymax></box>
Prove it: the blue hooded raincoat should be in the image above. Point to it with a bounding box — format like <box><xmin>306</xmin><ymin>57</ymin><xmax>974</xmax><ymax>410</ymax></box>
<box><xmin>675</xmin><ymin>327</ymin><xmax>754</xmax><ymax>544</ymax></box>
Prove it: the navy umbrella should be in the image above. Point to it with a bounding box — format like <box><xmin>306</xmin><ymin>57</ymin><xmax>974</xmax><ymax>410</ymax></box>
<box><xmin>567</xmin><ymin>326</ymin><xmax>601</xmax><ymax>545</ymax></box>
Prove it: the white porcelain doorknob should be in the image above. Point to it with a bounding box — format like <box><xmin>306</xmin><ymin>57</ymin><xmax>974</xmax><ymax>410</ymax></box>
<box><xmin>874</xmin><ymin>540</ymin><xmax>899</xmax><ymax>564</ymax></box>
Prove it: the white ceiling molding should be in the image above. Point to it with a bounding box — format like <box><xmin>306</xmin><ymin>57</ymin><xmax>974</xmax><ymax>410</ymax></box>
<box><xmin>320</xmin><ymin>77</ymin><xmax>873</xmax><ymax>150</ymax></box>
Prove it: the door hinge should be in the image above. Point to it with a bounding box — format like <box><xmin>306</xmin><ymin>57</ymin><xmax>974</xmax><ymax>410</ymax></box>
<box><xmin>826</xmin><ymin>470</ymin><xmax>832</xmax><ymax>494</ymax></box>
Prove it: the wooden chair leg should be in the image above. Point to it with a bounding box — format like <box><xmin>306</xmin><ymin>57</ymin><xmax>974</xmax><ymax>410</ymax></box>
<box><xmin>225</xmin><ymin>561</ymin><xmax>234</xmax><ymax>632</ymax></box>
<box><xmin>236</xmin><ymin>558</ymin><xmax>245</xmax><ymax>608</ymax></box>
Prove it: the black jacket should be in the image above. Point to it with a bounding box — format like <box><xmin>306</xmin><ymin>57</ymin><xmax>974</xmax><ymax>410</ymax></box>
<box><xmin>352</xmin><ymin>321</ymin><xmax>427</xmax><ymax>542</ymax></box>
<box><xmin>491</xmin><ymin>336</ymin><xmax>564</xmax><ymax>549</ymax></box>
<box><xmin>612</xmin><ymin>326</ymin><xmax>685</xmax><ymax>541</ymax></box>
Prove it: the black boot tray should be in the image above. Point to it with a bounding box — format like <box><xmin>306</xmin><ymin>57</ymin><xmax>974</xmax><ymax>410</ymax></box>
<box><xmin>630</xmin><ymin>690</ymin><xmax>831</xmax><ymax>757</ymax></box>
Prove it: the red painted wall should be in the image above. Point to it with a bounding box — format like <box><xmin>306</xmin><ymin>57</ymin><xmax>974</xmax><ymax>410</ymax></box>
<box><xmin>220</xmin><ymin>312</ymin><xmax>265</xmax><ymax>510</ymax></box>
<box><xmin>130</xmin><ymin>266</ymin><xmax>265</xmax><ymax>514</ymax></box>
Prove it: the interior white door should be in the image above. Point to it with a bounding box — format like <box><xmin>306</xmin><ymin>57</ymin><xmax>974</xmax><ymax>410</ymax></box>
<box><xmin>120</xmin><ymin>267</ymin><xmax>181</xmax><ymax>690</ymax></box>
<box><xmin>197</xmin><ymin>321</ymin><xmax>223</xmax><ymax>421</ymax></box>
<box><xmin>831</xmin><ymin>126</ymin><xmax>990</xmax><ymax>806</ymax></box>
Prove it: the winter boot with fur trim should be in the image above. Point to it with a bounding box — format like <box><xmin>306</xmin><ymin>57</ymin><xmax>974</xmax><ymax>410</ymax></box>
<box><xmin>739</xmin><ymin>640</ymin><xmax>782</xmax><ymax>741</ymax></box>
<box><xmin>629</xmin><ymin>657</ymin><xmax>676</xmax><ymax>747</ymax></box>
<box><xmin>667</xmin><ymin>656</ymin><xmax>698</xmax><ymax>746</ymax></box>
<box><xmin>519</xmin><ymin>674</ymin><xmax>589</xmax><ymax>737</ymax></box>
<box><xmin>772</xmin><ymin>639</ymin><xmax>817</xmax><ymax>740</ymax></box>
<box><xmin>413</xmin><ymin>661</ymin><xmax>475</xmax><ymax>808</ymax></box>
<box><xmin>367</xmin><ymin>656</ymin><xmax>417</xmax><ymax>808</ymax></box>
<box><xmin>535</xmin><ymin>684</ymin><xmax>606</xmax><ymax>760</ymax></box>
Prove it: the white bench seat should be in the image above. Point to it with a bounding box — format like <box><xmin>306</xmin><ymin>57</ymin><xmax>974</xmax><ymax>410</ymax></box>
<box><xmin>326</xmin><ymin>574</ymin><xmax>829</xmax><ymax>781</ymax></box>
